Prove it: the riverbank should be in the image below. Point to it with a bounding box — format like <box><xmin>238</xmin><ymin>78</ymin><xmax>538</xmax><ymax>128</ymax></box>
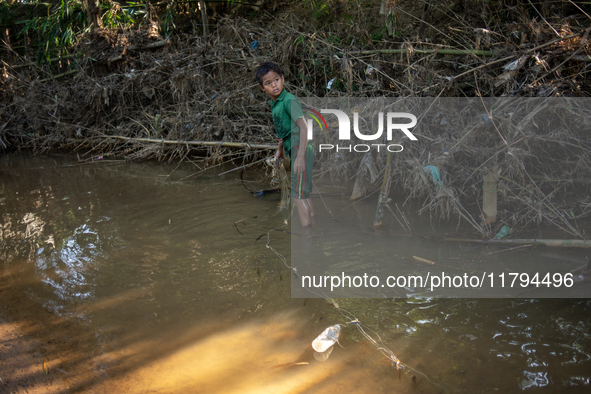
<box><xmin>2</xmin><ymin>2</ymin><xmax>591</xmax><ymax>238</ymax></box>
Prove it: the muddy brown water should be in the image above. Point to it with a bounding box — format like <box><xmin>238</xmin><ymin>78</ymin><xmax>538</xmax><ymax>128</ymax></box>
<box><xmin>1</xmin><ymin>153</ymin><xmax>590</xmax><ymax>393</ymax></box>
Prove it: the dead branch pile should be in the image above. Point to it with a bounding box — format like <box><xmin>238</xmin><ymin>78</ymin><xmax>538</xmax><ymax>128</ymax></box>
<box><xmin>310</xmin><ymin>97</ymin><xmax>591</xmax><ymax>238</ymax></box>
<box><xmin>0</xmin><ymin>0</ymin><xmax>590</xmax><ymax>236</ymax></box>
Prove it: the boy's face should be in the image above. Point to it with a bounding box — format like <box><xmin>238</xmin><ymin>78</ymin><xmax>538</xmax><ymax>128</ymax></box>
<box><xmin>260</xmin><ymin>70</ymin><xmax>284</xmax><ymax>100</ymax></box>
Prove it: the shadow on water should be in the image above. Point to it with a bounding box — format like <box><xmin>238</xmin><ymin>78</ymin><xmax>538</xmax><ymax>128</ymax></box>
<box><xmin>1</xmin><ymin>153</ymin><xmax>590</xmax><ymax>393</ymax></box>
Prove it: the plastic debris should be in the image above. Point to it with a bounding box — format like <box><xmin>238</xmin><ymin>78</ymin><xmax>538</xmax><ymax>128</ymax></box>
<box><xmin>424</xmin><ymin>165</ymin><xmax>442</xmax><ymax>189</ymax></box>
<box><xmin>481</xmin><ymin>113</ymin><xmax>493</xmax><ymax>127</ymax></box>
<box><xmin>249</xmin><ymin>40</ymin><xmax>259</xmax><ymax>55</ymax></box>
<box><xmin>312</xmin><ymin>324</ymin><xmax>341</xmax><ymax>353</ymax></box>
<box><xmin>494</xmin><ymin>225</ymin><xmax>511</xmax><ymax>239</ymax></box>
<box><xmin>326</xmin><ymin>78</ymin><xmax>335</xmax><ymax>90</ymax></box>
<box><xmin>503</xmin><ymin>56</ymin><xmax>528</xmax><ymax>71</ymax></box>
<box><xmin>494</xmin><ymin>56</ymin><xmax>528</xmax><ymax>87</ymax></box>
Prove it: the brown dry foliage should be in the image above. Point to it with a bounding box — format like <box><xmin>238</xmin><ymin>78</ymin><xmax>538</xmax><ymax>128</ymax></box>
<box><xmin>1</xmin><ymin>0</ymin><xmax>590</xmax><ymax>236</ymax></box>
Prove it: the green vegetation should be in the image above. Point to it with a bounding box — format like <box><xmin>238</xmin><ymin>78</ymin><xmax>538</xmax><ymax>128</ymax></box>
<box><xmin>17</xmin><ymin>0</ymin><xmax>87</xmax><ymax>63</ymax></box>
<box><xmin>1</xmin><ymin>0</ymin><xmax>251</xmax><ymax>64</ymax></box>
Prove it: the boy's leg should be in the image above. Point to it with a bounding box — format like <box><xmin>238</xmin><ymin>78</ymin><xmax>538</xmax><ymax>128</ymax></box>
<box><xmin>306</xmin><ymin>198</ymin><xmax>316</xmax><ymax>224</ymax></box>
<box><xmin>291</xmin><ymin>143</ymin><xmax>315</xmax><ymax>227</ymax></box>
<box><xmin>294</xmin><ymin>198</ymin><xmax>312</xmax><ymax>227</ymax></box>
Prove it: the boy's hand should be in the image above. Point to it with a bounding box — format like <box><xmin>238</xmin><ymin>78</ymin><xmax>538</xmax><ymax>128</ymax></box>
<box><xmin>293</xmin><ymin>156</ymin><xmax>305</xmax><ymax>175</ymax></box>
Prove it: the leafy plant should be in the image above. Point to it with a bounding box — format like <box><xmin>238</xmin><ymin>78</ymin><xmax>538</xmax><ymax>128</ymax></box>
<box><xmin>18</xmin><ymin>0</ymin><xmax>87</xmax><ymax>63</ymax></box>
<box><xmin>304</xmin><ymin>0</ymin><xmax>332</xmax><ymax>23</ymax></box>
<box><xmin>15</xmin><ymin>0</ymin><xmax>149</xmax><ymax>65</ymax></box>
<box><xmin>160</xmin><ymin>3</ymin><xmax>177</xmax><ymax>38</ymax></box>
<box><xmin>0</xmin><ymin>2</ymin><xmax>12</xmax><ymax>26</ymax></box>
<box><xmin>102</xmin><ymin>1</ymin><xmax>140</xmax><ymax>30</ymax></box>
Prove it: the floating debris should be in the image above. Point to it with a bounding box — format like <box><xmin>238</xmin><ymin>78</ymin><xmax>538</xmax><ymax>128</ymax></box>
<box><xmin>272</xmin><ymin>362</ymin><xmax>309</xmax><ymax>368</ymax></box>
<box><xmin>312</xmin><ymin>324</ymin><xmax>341</xmax><ymax>353</ymax></box>
<box><xmin>43</xmin><ymin>357</ymin><xmax>49</xmax><ymax>375</ymax></box>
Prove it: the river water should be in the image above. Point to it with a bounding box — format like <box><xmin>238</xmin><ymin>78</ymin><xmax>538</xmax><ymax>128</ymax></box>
<box><xmin>1</xmin><ymin>153</ymin><xmax>590</xmax><ymax>393</ymax></box>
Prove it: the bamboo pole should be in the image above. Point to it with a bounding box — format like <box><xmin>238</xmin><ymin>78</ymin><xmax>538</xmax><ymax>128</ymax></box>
<box><xmin>483</xmin><ymin>171</ymin><xmax>497</xmax><ymax>224</ymax></box>
<box><xmin>103</xmin><ymin>135</ymin><xmax>276</xmax><ymax>150</ymax></box>
<box><xmin>128</xmin><ymin>39</ymin><xmax>170</xmax><ymax>51</ymax></box>
<box><xmin>373</xmin><ymin>150</ymin><xmax>393</xmax><ymax>228</ymax></box>
<box><xmin>451</xmin><ymin>32</ymin><xmax>582</xmax><ymax>82</ymax></box>
<box><xmin>38</xmin><ymin>69</ymin><xmax>78</xmax><ymax>82</ymax></box>
<box><xmin>572</xmin><ymin>55</ymin><xmax>591</xmax><ymax>62</ymax></box>
<box><xmin>11</xmin><ymin>39</ymin><xmax>170</xmax><ymax>68</ymax></box>
<box><xmin>13</xmin><ymin>54</ymin><xmax>75</xmax><ymax>69</ymax></box>
<box><xmin>199</xmin><ymin>0</ymin><xmax>209</xmax><ymax>36</ymax></box>
<box><xmin>444</xmin><ymin>237</ymin><xmax>591</xmax><ymax>248</ymax></box>
<box><xmin>346</xmin><ymin>48</ymin><xmax>494</xmax><ymax>56</ymax></box>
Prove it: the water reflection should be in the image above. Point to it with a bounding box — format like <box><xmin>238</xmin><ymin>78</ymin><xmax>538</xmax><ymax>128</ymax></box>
<box><xmin>0</xmin><ymin>153</ymin><xmax>590</xmax><ymax>393</ymax></box>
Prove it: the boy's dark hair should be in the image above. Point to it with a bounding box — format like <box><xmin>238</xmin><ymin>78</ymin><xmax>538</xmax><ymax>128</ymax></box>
<box><xmin>256</xmin><ymin>62</ymin><xmax>282</xmax><ymax>86</ymax></box>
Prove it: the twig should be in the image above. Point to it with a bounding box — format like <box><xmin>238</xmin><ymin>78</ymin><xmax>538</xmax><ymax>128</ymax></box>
<box><xmin>386</xmin><ymin>204</ymin><xmax>408</xmax><ymax>233</ymax></box>
<box><xmin>413</xmin><ymin>255</ymin><xmax>487</xmax><ymax>273</ymax></box>
<box><xmin>234</xmin><ymin>218</ymin><xmax>246</xmax><ymax>235</ymax></box>
<box><xmin>451</xmin><ymin>33</ymin><xmax>582</xmax><ymax>82</ymax></box>
<box><xmin>412</xmin><ymin>255</ymin><xmax>435</xmax><ymax>265</ymax></box>
<box><xmin>483</xmin><ymin>244</ymin><xmax>534</xmax><ymax>256</ymax></box>
<box><xmin>527</xmin><ymin>0</ymin><xmax>560</xmax><ymax>37</ymax></box>
<box><xmin>312</xmin><ymin>180</ymin><xmax>338</xmax><ymax>222</ymax></box>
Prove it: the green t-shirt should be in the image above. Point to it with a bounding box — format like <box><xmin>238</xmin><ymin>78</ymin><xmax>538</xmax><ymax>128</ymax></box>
<box><xmin>270</xmin><ymin>89</ymin><xmax>304</xmax><ymax>156</ymax></box>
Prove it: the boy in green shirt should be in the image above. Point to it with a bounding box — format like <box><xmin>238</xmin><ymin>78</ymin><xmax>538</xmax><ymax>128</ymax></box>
<box><xmin>256</xmin><ymin>62</ymin><xmax>315</xmax><ymax>227</ymax></box>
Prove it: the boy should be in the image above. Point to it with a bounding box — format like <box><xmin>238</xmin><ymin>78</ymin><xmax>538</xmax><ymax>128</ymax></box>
<box><xmin>256</xmin><ymin>62</ymin><xmax>315</xmax><ymax>227</ymax></box>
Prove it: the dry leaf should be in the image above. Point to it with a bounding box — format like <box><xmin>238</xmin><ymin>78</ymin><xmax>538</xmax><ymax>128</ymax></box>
<box><xmin>43</xmin><ymin>357</ymin><xmax>49</xmax><ymax>375</ymax></box>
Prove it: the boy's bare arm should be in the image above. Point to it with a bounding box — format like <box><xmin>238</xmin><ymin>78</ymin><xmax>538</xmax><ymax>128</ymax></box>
<box><xmin>293</xmin><ymin>118</ymin><xmax>308</xmax><ymax>175</ymax></box>
<box><xmin>275</xmin><ymin>140</ymin><xmax>285</xmax><ymax>161</ymax></box>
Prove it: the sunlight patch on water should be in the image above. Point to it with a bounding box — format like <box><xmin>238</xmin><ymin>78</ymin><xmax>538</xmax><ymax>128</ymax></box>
<box><xmin>100</xmin><ymin>311</ymin><xmax>385</xmax><ymax>394</ymax></box>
